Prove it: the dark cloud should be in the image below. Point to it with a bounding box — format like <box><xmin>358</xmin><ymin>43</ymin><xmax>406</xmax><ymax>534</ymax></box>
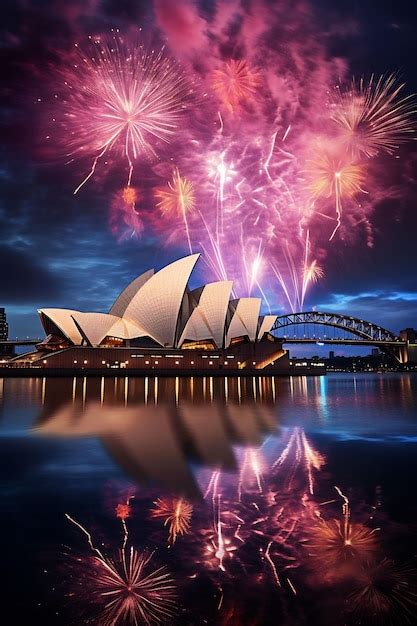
<box><xmin>0</xmin><ymin>245</ymin><xmax>62</xmax><ymax>302</ymax></box>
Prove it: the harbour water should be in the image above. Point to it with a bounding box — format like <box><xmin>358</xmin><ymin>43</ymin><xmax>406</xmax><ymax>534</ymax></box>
<box><xmin>1</xmin><ymin>374</ymin><xmax>416</xmax><ymax>625</ymax></box>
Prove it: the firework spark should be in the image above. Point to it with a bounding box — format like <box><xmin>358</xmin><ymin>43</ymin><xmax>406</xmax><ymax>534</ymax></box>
<box><xmin>122</xmin><ymin>186</ymin><xmax>139</xmax><ymax>210</ymax></box>
<box><xmin>66</xmin><ymin>513</ymin><xmax>176</xmax><ymax>625</ymax></box>
<box><xmin>155</xmin><ymin>168</ymin><xmax>195</xmax><ymax>253</ymax></box>
<box><xmin>307</xmin><ymin>486</ymin><xmax>380</xmax><ymax>572</ymax></box>
<box><xmin>332</xmin><ymin>74</ymin><xmax>417</xmax><ymax>157</ymax></box>
<box><xmin>211</xmin><ymin>60</ymin><xmax>260</xmax><ymax>113</ymax></box>
<box><xmin>308</xmin><ymin>150</ymin><xmax>366</xmax><ymax>240</ymax></box>
<box><xmin>150</xmin><ymin>497</ymin><xmax>193</xmax><ymax>545</ymax></box>
<box><xmin>348</xmin><ymin>558</ymin><xmax>417</xmax><ymax>625</ymax></box>
<box><xmin>49</xmin><ymin>34</ymin><xmax>192</xmax><ymax>193</ymax></box>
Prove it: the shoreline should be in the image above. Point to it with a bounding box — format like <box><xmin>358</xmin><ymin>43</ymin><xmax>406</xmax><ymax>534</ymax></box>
<box><xmin>0</xmin><ymin>366</ymin><xmax>325</xmax><ymax>378</ymax></box>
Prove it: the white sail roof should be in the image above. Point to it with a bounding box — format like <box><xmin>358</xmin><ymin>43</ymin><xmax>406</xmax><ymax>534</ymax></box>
<box><xmin>39</xmin><ymin>308</ymin><xmax>84</xmax><ymax>345</ymax></box>
<box><xmin>109</xmin><ymin>317</ymin><xmax>148</xmax><ymax>340</ymax></box>
<box><xmin>226</xmin><ymin>298</ymin><xmax>261</xmax><ymax>347</ymax></box>
<box><xmin>109</xmin><ymin>269</ymin><xmax>154</xmax><ymax>317</ymax></box>
<box><xmin>257</xmin><ymin>315</ymin><xmax>277</xmax><ymax>341</ymax></box>
<box><xmin>178</xmin><ymin>280</ymin><xmax>233</xmax><ymax>348</ymax></box>
<box><xmin>123</xmin><ymin>254</ymin><xmax>200</xmax><ymax>347</ymax></box>
<box><xmin>72</xmin><ymin>312</ymin><xmax>149</xmax><ymax>346</ymax></box>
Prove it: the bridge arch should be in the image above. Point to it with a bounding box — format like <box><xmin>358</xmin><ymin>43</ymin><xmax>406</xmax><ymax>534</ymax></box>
<box><xmin>271</xmin><ymin>311</ymin><xmax>399</xmax><ymax>342</ymax></box>
<box><xmin>270</xmin><ymin>312</ymin><xmax>407</xmax><ymax>362</ymax></box>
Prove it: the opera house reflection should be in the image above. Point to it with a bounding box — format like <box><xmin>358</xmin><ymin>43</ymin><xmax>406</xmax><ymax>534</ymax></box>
<box><xmin>34</xmin><ymin>376</ymin><xmax>282</xmax><ymax>498</ymax></box>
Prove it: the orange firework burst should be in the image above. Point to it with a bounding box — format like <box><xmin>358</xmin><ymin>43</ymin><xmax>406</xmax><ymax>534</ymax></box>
<box><xmin>307</xmin><ymin>518</ymin><xmax>380</xmax><ymax>570</ymax></box>
<box><xmin>155</xmin><ymin>168</ymin><xmax>195</xmax><ymax>253</ymax></box>
<box><xmin>331</xmin><ymin>74</ymin><xmax>417</xmax><ymax>157</ymax></box>
<box><xmin>347</xmin><ymin>558</ymin><xmax>417</xmax><ymax>625</ymax></box>
<box><xmin>307</xmin><ymin>150</ymin><xmax>366</xmax><ymax>240</ymax></box>
<box><xmin>211</xmin><ymin>60</ymin><xmax>260</xmax><ymax>113</ymax></box>
<box><xmin>122</xmin><ymin>186</ymin><xmax>138</xmax><ymax>207</ymax></box>
<box><xmin>115</xmin><ymin>502</ymin><xmax>131</xmax><ymax>520</ymax></box>
<box><xmin>155</xmin><ymin>169</ymin><xmax>195</xmax><ymax>217</ymax></box>
<box><xmin>308</xmin><ymin>153</ymin><xmax>366</xmax><ymax>200</ymax></box>
<box><xmin>150</xmin><ymin>497</ymin><xmax>193</xmax><ymax>545</ymax></box>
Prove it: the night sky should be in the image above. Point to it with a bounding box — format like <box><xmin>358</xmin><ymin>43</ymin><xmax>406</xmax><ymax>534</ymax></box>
<box><xmin>1</xmin><ymin>0</ymin><xmax>416</xmax><ymax>341</ymax></box>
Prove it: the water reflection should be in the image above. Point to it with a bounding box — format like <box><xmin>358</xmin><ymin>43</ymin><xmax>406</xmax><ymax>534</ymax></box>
<box><xmin>1</xmin><ymin>374</ymin><xmax>417</xmax><ymax>625</ymax></box>
<box><xmin>34</xmin><ymin>376</ymin><xmax>281</xmax><ymax>498</ymax></box>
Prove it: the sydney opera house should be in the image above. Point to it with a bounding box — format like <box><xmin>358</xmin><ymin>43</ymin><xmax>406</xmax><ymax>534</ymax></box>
<box><xmin>29</xmin><ymin>254</ymin><xmax>290</xmax><ymax>373</ymax></box>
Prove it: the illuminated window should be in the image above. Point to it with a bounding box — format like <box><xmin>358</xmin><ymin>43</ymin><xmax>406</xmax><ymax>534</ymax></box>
<box><xmin>145</xmin><ymin>360</ymin><xmax>149</xmax><ymax>364</ymax></box>
<box><xmin>102</xmin><ymin>360</ymin><xmax>106</xmax><ymax>365</ymax></box>
<box><xmin>155</xmin><ymin>361</ymin><xmax>159</xmax><ymax>365</ymax></box>
<box><xmin>84</xmin><ymin>360</ymin><xmax>87</xmax><ymax>364</ymax></box>
<box><xmin>73</xmin><ymin>360</ymin><xmax>77</xmax><ymax>364</ymax></box>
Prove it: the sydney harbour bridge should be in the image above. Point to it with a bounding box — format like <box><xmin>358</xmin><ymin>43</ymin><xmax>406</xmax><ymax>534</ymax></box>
<box><xmin>270</xmin><ymin>311</ymin><xmax>412</xmax><ymax>363</ymax></box>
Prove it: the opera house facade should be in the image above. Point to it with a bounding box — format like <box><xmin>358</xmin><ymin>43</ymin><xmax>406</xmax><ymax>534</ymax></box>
<box><xmin>30</xmin><ymin>254</ymin><xmax>290</xmax><ymax>373</ymax></box>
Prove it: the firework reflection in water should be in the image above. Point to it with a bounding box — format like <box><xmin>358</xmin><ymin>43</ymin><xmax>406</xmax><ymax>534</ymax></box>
<box><xmin>62</xmin><ymin>428</ymin><xmax>416</xmax><ymax>625</ymax></box>
<box><xmin>150</xmin><ymin>497</ymin><xmax>193</xmax><ymax>545</ymax></box>
<box><xmin>65</xmin><ymin>500</ymin><xmax>176</xmax><ymax>625</ymax></box>
<box><xmin>347</xmin><ymin>558</ymin><xmax>417</xmax><ymax>625</ymax></box>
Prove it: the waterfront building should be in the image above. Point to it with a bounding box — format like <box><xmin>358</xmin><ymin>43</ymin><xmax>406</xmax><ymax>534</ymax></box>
<box><xmin>0</xmin><ymin>308</ymin><xmax>8</xmax><ymax>341</ymax></box>
<box><xmin>17</xmin><ymin>254</ymin><xmax>301</xmax><ymax>373</ymax></box>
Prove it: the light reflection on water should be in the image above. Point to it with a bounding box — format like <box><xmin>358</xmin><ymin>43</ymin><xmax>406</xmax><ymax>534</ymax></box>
<box><xmin>1</xmin><ymin>374</ymin><xmax>417</xmax><ymax>496</ymax></box>
<box><xmin>1</xmin><ymin>374</ymin><xmax>417</xmax><ymax>625</ymax></box>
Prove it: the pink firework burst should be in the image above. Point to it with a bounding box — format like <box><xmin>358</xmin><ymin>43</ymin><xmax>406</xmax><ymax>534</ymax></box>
<box><xmin>47</xmin><ymin>33</ymin><xmax>193</xmax><ymax>193</ymax></box>
<box><xmin>88</xmin><ymin>548</ymin><xmax>176</xmax><ymax>626</ymax></box>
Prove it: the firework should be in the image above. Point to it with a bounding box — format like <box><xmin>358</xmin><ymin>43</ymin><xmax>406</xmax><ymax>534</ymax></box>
<box><xmin>150</xmin><ymin>497</ymin><xmax>193</xmax><ymax>545</ymax></box>
<box><xmin>122</xmin><ymin>186</ymin><xmax>139</xmax><ymax>210</ymax></box>
<box><xmin>211</xmin><ymin>60</ymin><xmax>260</xmax><ymax>113</ymax></box>
<box><xmin>89</xmin><ymin>547</ymin><xmax>176</xmax><ymax>625</ymax></box>
<box><xmin>109</xmin><ymin>189</ymin><xmax>144</xmax><ymax>241</ymax></box>
<box><xmin>308</xmin><ymin>518</ymin><xmax>379</xmax><ymax>567</ymax></box>
<box><xmin>66</xmin><ymin>513</ymin><xmax>176</xmax><ymax>625</ymax></box>
<box><xmin>308</xmin><ymin>150</ymin><xmax>366</xmax><ymax>240</ymax></box>
<box><xmin>272</xmin><ymin>428</ymin><xmax>325</xmax><ymax>494</ymax></box>
<box><xmin>347</xmin><ymin>558</ymin><xmax>417</xmax><ymax>625</ymax></box>
<box><xmin>155</xmin><ymin>169</ymin><xmax>195</xmax><ymax>216</ymax></box>
<box><xmin>49</xmin><ymin>34</ymin><xmax>192</xmax><ymax>192</ymax></box>
<box><xmin>303</xmin><ymin>260</ymin><xmax>324</xmax><ymax>285</ymax></box>
<box><xmin>116</xmin><ymin>502</ymin><xmax>131</xmax><ymax>520</ymax></box>
<box><xmin>307</xmin><ymin>486</ymin><xmax>379</xmax><ymax>574</ymax></box>
<box><xmin>331</xmin><ymin>74</ymin><xmax>417</xmax><ymax>157</ymax></box>
<box><xmin>155</xmin><ymin>168</ymin><xmax>195</xmax><ymax>253</ymax></box>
